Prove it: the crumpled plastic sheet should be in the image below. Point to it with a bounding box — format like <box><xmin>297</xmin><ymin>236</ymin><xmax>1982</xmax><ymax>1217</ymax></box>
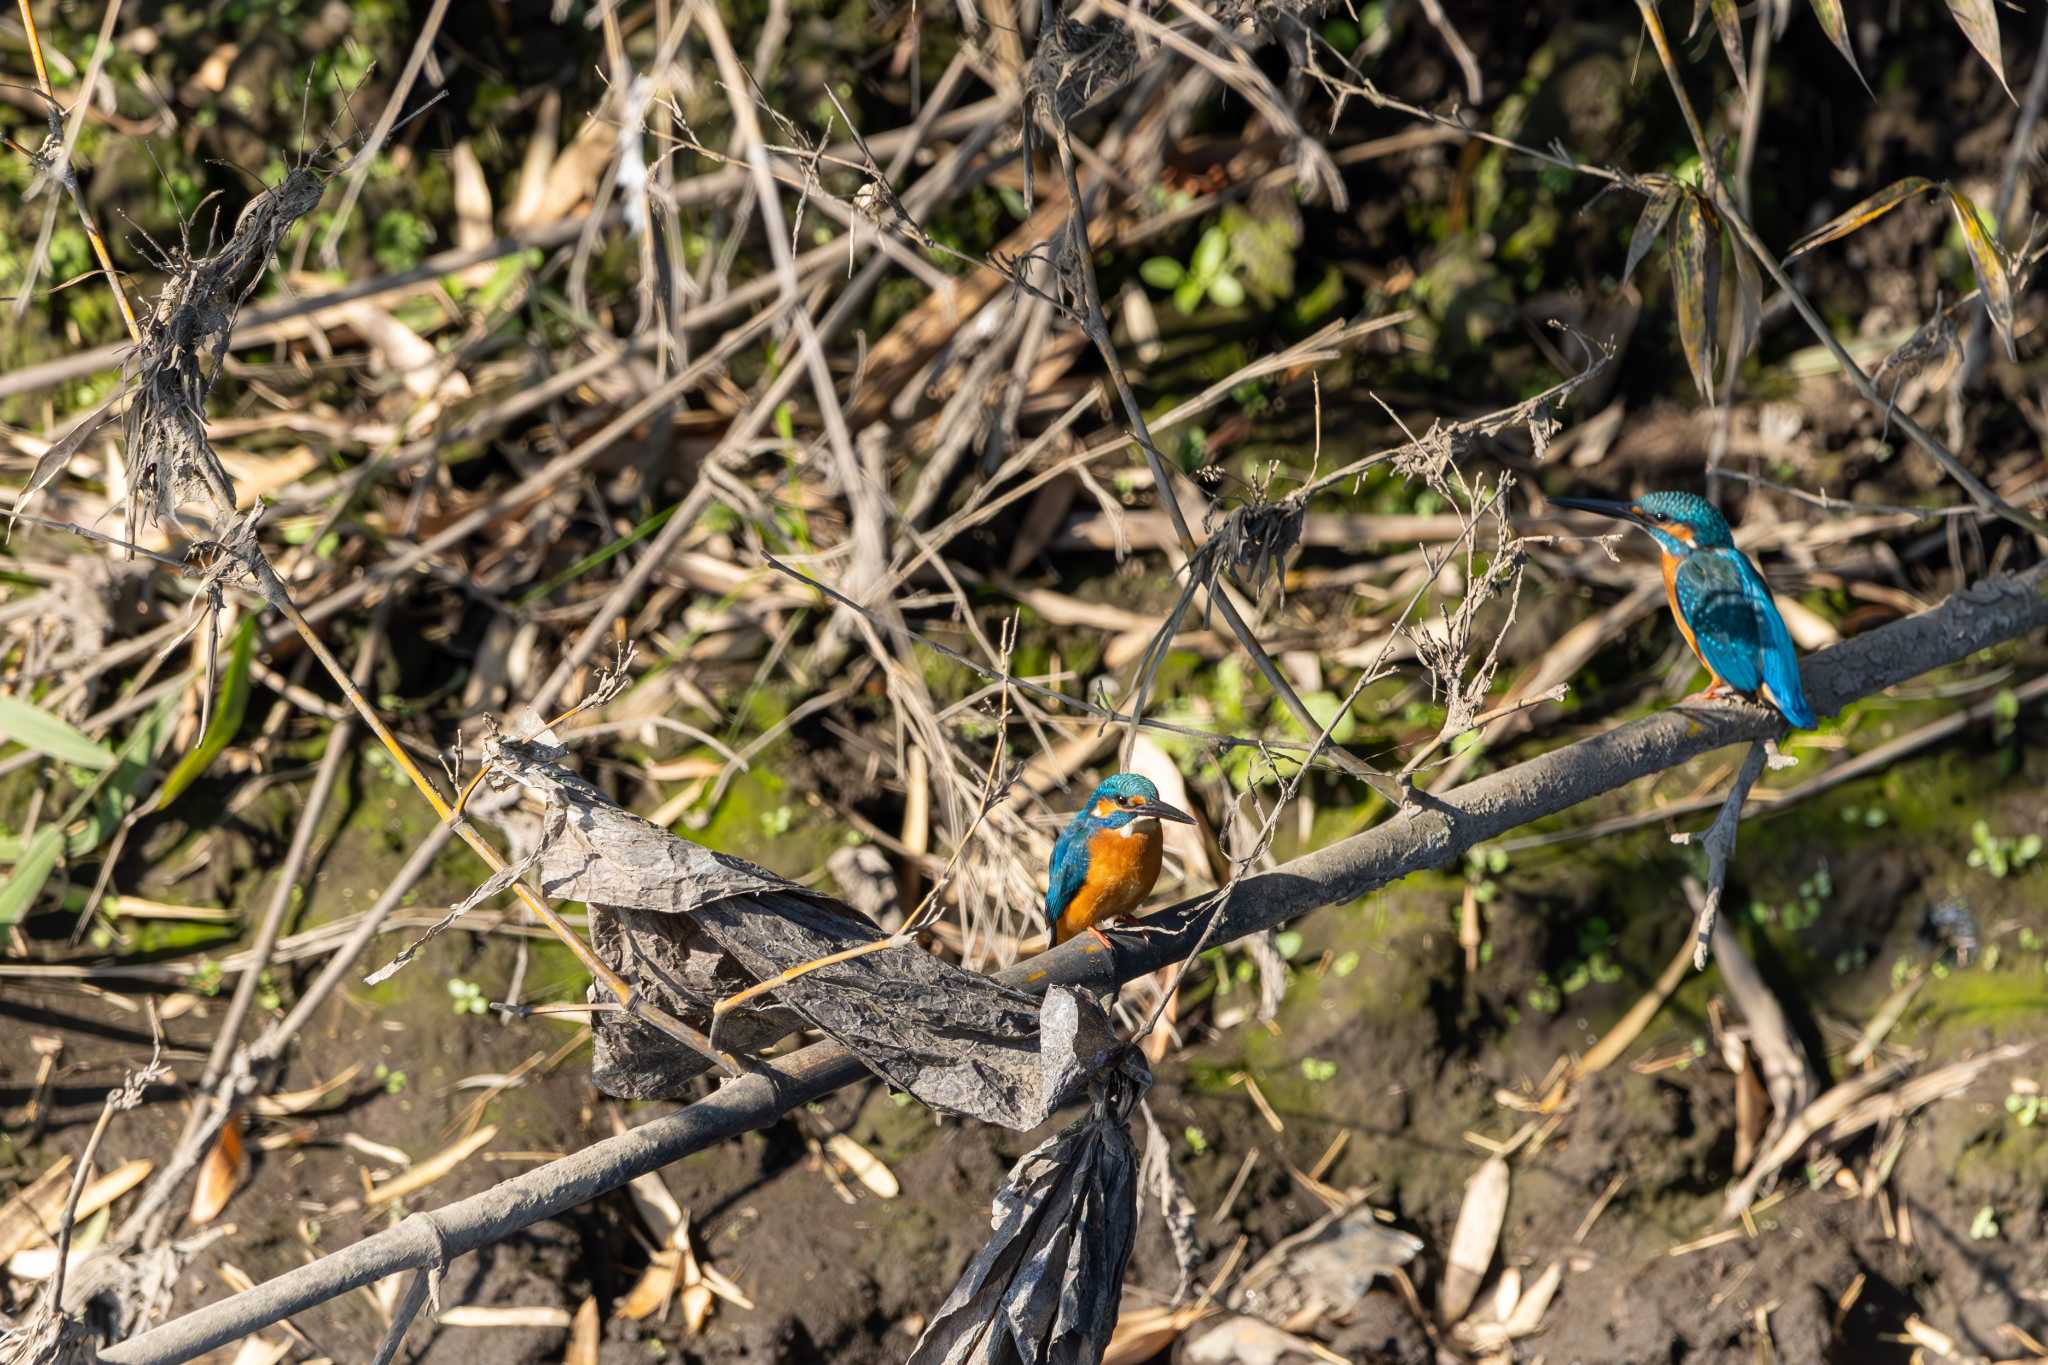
<box><xmin>484</xmin><ymin>736</ymin><xmax>1122</xmax><ymax>1129</ymax></box>
<box><xmin>907</xmin><ymin>1052</ymin><xmax>1150</xmax><ymax>1365</ymax></box>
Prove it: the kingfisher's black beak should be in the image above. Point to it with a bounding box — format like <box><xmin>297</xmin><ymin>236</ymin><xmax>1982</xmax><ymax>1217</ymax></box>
<box><xmin>1550</xmin><ymin>495</ymin><xmax>1650</xmax><ymax>529</ymax></box>
<box><xmin>1133</xmin><ymin>799</ymin><xmax>1196</xmax><ymax>825</ymax></box>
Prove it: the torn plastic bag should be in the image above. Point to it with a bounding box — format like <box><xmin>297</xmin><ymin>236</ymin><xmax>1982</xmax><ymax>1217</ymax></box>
<box><xmin>907</xmin><ymin>1051</ymin><xmax>1150</xmax><ymax>1365</ymax></box>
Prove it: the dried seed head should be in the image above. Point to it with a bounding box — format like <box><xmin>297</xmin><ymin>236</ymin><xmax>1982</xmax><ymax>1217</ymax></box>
<box><xmin>1028</xmin><ymin>19</ymin><xmax>1136</xmax><ymax>127</ymax></box>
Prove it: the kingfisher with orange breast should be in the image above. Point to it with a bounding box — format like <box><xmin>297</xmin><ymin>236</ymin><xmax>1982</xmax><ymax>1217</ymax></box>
<box><xmin>1551</xmin><ymin>491</ymin><xmax>1816</xmax><ymax>729</ymax></box>
<box><xmin>1046</xmin><ymin>773</ymin><xmax>1196</xmax><ymax>947</ymax></box>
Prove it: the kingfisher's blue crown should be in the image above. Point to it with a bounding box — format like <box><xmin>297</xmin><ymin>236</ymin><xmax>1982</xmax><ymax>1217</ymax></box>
<box><xmin>1090</xmin><ymin>773</ymin><xmax>1161</xmax><ymax>803</ymax></box>
<box><xmin>1634</xmin><ymin>491</ymin><xmax>1733</xmax><ymax>549</ymax></box>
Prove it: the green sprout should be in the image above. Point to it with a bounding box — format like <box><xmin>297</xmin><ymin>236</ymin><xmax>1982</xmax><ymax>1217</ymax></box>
<box><xmin>448</xmin><ymin>978</ymin><xmax>488</xmax><ymax>1016</ymax></box>
<box><xmin>1140</xmin><ymin>224</ymin><xmax>1245</xmax><ymax>314</ymax></box>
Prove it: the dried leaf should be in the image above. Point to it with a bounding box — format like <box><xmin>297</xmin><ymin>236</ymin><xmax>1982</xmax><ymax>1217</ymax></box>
<box><xmin>824</xmin><ymin>1133</ymin><xmax>899</xmax><ymax>1199</ymax></box>
<box><xmin>1185</xmin><ymin>1315</ymin><xmax>1343</xmax><ymax>1364</ymax></box>
<box><xmin>1724</xmin><ymin>234</ymin><xmax>1764</xmax><ymax>390</ymax></box>
<box><xmin>366</xmin><ymin>1125</ymin><xmax>497</xmax><ymax>1208</ymax></box>
<box><xmin>248</xmin><ymin>1063</ymin><xmax>362</xmax><ymax>1117</ymax></box>
<box><xmin>1439</xmin><ymin>1155</ymin><xmax>1509</xmax><ymax>1324</ymax></box>
<box><xmin>13</xmin><ymin>389</ymin><xmax>123</xmax><ymax>527</ymax></box>
<box><xmin>0</xmin><ymin>1158</ymin><xmax>74</xmax><ymax>1260</ymax></box>
<box><xmin>1807</xmin><ymin>0</ymin><xmax>1871</xmax><ymax>95</ymax></box>
<box><xmin>1946</xmin><ymin>0</ymin><xmax>2012</xmax><ymax>101</ymax></box>
<box><xmin>1948</xmin><ymin>185</ymin><xmax>2017</xmax><ymax>361</ymax></box>
<box><xmin>618</xmin><ymin>1250</ymin><xmax>681</xmax><ymax>1320</ymax></box>
<box><xmin>1230</xmin><ymin>1196</ymin><xmax>1422</xmax><ymax>1324</ymax></box>
<box><xmin>906</xmin><ymin>1057</ymin><xmax>1147</xmax><ymax>1365</ymax></box>
<box><xmin>1622</xmin><ymin>182</ymin><xmax>1682</xmax><ymax>292</ymax></box>
<box><xmin>680</xmin><ymin>1283</ymin><xmax>715</xmax><ymax>1334</ymax></box>
<box><xmin>1103</xmin><ymin>1305</ymin><xmax>1209</xmax><ymax>1365</ymax></box>
<box><xmin>1667</xmin><ymin>191</ymin><xmax>1722</xmax><ymax>402</ymax></box>
<box><xmin>565</xmin><ymin>1295</ymin><xmax>600</xmax><ymax>1365</ymax></box>
<box><xmin>1709</xmin><ymin>0</ymin><xmax>1748</xmax><ymax>99</ymax></box>
<box><xmin>1784</xmin><ymin>176</ymin><xmax>1939</xmax><ymax>260</ymax></box>
<box><xmin>191</xmin><ymin>1112</ymin><xmax>245</xmax><ymax>1225</ymax></box>
<box><xmin>437</xmin><ymin>1306</ymin><xmax>573</xmax><ymax>1329</ymax></box>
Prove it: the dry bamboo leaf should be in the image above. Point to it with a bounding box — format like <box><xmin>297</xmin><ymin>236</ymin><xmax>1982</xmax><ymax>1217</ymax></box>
<box><xmin>1709</xmin><ymin>0</ymin><xmax>1747</xmax><ymax>99</ymax></box>
<box><xmin>565</xmin><ymin>1295</ymin><xmax>600</xmax><ymax>1365</ymax></box>
<box><xmin>191</xmin><ymin>1112</ymin><xmax>246</xmax><ymax>1225</ymax></box>
<box><xmin>1103</xmin><ymin>1304</ymin><xmax>1208</xmax><ymax>1365</ymax></box>
<box><xmin>626</xmin><ymin>1170</ymin><xmax>683</xmax><ymax>1247</ymax></box>
<box><xmin>1439</xmin><ymin>1155</ymin><xmax>1509</xmax><ymax>1325</ymax></box>
<box><xmin>1807</xmin><ymin>0</ymin><xmax>1871</xmax><ymax>94</ymax></box>
<box><xmin>1502</xmin><ymin>1260</ymin><xmax>1562</xmax><ymax>1337</ymax></box>
<box><xmin>530</xmin><ymin>113</ymin><xmax>618</xmax><ymax>226</ymax></box>
<box><xmin>1784</xmin><ymin>177</ymin><xmax>1939</xmax><ymax>260</ymax></box>
<box><xmin>504</xmin><ymin>88</ymin><xmax>560</xmax><ymax>229</ymax></box>
<box><xmin>1185</xmin><ymin>1315</ymin><xmax>1346</xmax><ymax>1364</ymax></box>
<box><xmin>248</xmin><ymin>1063</ymin><xmax>362</xmax><ymax>1117</ymax></box>
<box><xmin>1774</xmin><ymin>595</ymin><xmax>1839</xmax><ymax>650</ymax></box>
<box><xmin>1620</xmin><ymin>181</ymin><xmax>1681</xmax><ymax>292</ymax></box>
<box><xmin>1725</xmin><ymin>233</ymin><xmax>1763</xmax><ymax>388</ymax></box>
<box><xmin>0</xmin><ymin>1157</ymin><xmax>75</xmax><ymax>1260</ymax></box>
<box><xmin>333</xmin><ymin>302</ymin><xmax>473</xmax><ymax>410</ymax></box>
<box><xmin>438</xmin><ymin>1306</ymin><xmax>574</xmax><ymax>1329</ymax></box>
<box><xmin>449</xmin><ymin>141</ymin><xmax>497</xmax><ymax>288</ymax></box>
<box><xmin>1946</xmin><ymin>0</ymin><xmax>2012</xmax><ymax>101</ymax></box>
<box><xmin>21</xmin><ymin>1158</ymin><xmax>154</xmax><ymax>1256</ymax></box>
<box><xmin>1667</xmin><ymin>190</ymin><xmax>1721</xmax><ymax>403</ymax></box>
<box><xmin>824</xmin><ymin>1133</ymin><xmax>900</xmax><ymax>1199</ymax></box>
<box><xmin>227</xmin><ymin>1338</ymin><xmax>291</xmax><ymax>1365</ymax></box>
<box><xmin>681</xmin><ymin>1282</ymin><xmax>715</xmax><ymax>1335</ymax></box>
<box><xmin>617</xmin><ymin>1249</ymin><xmax>681</xmax><ymax>1321</ymax></box>
<box><xmin>1948</xmin><ymin>186</ymin><xmax>2017</xmax><ymax>361</ymax></box>
<box><xmin>6</xmin><ymin>1205</ymin><xmax>107</xmax><ymax>1281</ymax></box>
<box><xmin>366</xmin><ymin>1125</ymin><xmax>498</xmax><ymax>1208</ymax></box>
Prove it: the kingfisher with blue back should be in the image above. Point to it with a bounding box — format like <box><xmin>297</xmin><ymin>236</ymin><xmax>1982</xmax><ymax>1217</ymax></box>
<box><xmin>1551</xmin><ymin>491</ymin><xmax>1816</xmax><ymax>729</ymax></box>
<box><xmin>1046</xmin><ymin>773</ymin><xmax>1197</xmax><ymax>947</ymax></box>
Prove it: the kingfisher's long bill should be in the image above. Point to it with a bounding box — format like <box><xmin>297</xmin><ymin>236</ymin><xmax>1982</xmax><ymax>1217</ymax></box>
<box><xmin>1045</xmin><ymin>773</ymin><xmax>1196</xmax><ymax>947</ymax></box>
<box><xmin>1551</xmin><ymin>492</ymin><xmax>1817</xmax><ymax>730</ymax></box>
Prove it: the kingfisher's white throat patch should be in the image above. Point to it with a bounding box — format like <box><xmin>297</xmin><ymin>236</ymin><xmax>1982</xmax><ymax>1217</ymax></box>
<box><xmin>1115</xmin><ymin>817</ymin><xmax>1157</xmax><ymax>838</ymax></box>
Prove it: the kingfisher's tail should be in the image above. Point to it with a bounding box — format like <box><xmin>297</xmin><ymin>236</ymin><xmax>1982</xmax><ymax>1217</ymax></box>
<box><xmin>1756</xmin><ymin>608</ymin><xmax>1816</xmax><ymax>729</ymax></box>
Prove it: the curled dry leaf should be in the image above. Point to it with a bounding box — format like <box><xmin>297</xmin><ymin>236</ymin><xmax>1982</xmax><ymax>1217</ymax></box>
<box><xmin>248</xmin><ymin>1063</ymin><xmax>361</xmax><ymax>1117</ymax></box>
<box><xmin>617</xmin><ymin>1249</ymin><xmax>681</xmax><ymax>1321</ymax></box>
<box><xmin>1230</xmin><ymin>1196</ymin><xmax>1422</xmax><ymax>1325</ymax></box>
<box><xmin>1666</xmin><ymin>190</ymin><xmax>1721</xmax><ymax>403</ymax></box>
<box><xmin>1784</xmin><ymin>177</ymin><xmax>1939</xmax><ymax>260</ymax></box>
<box><xmin>1102</xmin><ymin>1304</ymin><xmax>1211</xmax><ymax>1365</ymax></box>
<box><xmin>1947</xmin><ymin>186</ymin><xmax>2016</xmax><ymax>362</ymax></box>
<box><xmin>1439</xmin><ymin>1154</ymin><xmax>1509</xmax><ymax>1325</ymax></box>
<box><xmin>191</xmin><ymin>1111</ymin><xmax>246</xmax><ymax>1225</ymax></box>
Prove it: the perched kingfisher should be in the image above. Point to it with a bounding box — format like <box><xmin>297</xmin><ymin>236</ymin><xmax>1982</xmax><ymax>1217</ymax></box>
<box><xmin>1551</xmin><ymin>491</ymin><xmax>1816</xmax><ymax>729</ymax></box>
<box><xmin>1046</xmin><ymin>773</ymin><xmax>1196</xmax><ymax>947</ymax></box>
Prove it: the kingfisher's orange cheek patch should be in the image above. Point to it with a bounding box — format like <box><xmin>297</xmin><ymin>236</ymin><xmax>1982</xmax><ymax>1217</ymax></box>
<box><xmin>1092</xmin><ymin>799</ymin><xmax>1117</xmax><ymax>819</ymax></box>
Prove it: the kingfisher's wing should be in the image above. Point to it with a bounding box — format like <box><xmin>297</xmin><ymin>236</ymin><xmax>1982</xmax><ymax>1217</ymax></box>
<box><xmin>1044</xmin><ymin>817</ymin><xmax>1092</xmax><ymax>929</ymax></box>
<box><xmin>1672</xmin><ymin>551</ymin><xmax>1764</xmax><ymax>694</ymax></box>
<box><xmin>1734</xmin><ymin>552</ymin><xmax>1817</xmax><ymax>728</ymax></box>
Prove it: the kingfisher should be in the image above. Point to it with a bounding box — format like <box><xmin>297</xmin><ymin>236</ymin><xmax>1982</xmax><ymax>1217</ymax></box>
<box><xmin>1046</xmin><ymin>773</ymin><xmax>1196</xmax><ymax>947</ymax></box>
<box><xmin>1551</xmin><ymin>491</ymin><xmax>1816</xmax><ymax>729</ymax></box>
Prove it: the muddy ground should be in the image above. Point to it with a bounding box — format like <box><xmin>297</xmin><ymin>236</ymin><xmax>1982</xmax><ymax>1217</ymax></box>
<box><xmin>4</xmin><ymin>722</ymin><xmax>2043</xmax><ymax>1364</ymax></box>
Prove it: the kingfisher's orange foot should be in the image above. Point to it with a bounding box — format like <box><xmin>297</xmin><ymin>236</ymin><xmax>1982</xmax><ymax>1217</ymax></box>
<box><xmin>1683</xmin><ymin>682</ymin><xmax>1736</xmax><ymax>705</ymax></box>
<box><xmin>1088</xmin><ymin>925</ymin><xmax>1116</xmax><ymax>952</ymax></box>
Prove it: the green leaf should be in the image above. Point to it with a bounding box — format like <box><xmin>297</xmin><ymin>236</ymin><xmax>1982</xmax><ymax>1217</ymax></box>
<box><xmin>1946</xmin><ymin>0</ymin><xmax>2013</xmax><ymax>102</ymax></box>
<box><xmin>1783</xmin><ymin>176</ymin><xmax>1939</xmax><ymax>260</ymax></box>
<box><xmin>1190</xmin><ymin>225</ymin><xmax>1229</xmax><ymax>283</ymax></box>
<box><xmin>0</xmin><ymin>826</ymin><xmax>62</xmax><ymax>927</ymax></box>
<box><xmin>1207</xmin><ymin>272</ymin><xmax>1245</xmax><ymax>308</ymax></box>
<box><xmin>1172</xmin><ymin>276</ymin><xmax>1206</xmax><ymax>316</ymax></box>
<box><xmin>1806</xmin><ymin>0</ymin><xmax>1872</xmax><ymax>96</ymax></box>
<box><xmin>1139</xmin><ymin>256</ymin><xmax>1185</xmax><ymax>289</ymax></box>
<box><xmin>1948</xmin><ymin>186</ymin><xmax>2017</xmax><ymax>361</ymax></box>
<box><xmin>155</xmin><ymin>617</ymin><xmax>258</xmax><ymax>812</ymax></box>
<box><xmin>0</xmin><ymin>694</ymin><xmax>115</xmax><ymax>770</ymax></box>
<box><xmin>1667</xmin><ymin>190</ymin><xmax>1722</xmax><ymax>403</ymax></box>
